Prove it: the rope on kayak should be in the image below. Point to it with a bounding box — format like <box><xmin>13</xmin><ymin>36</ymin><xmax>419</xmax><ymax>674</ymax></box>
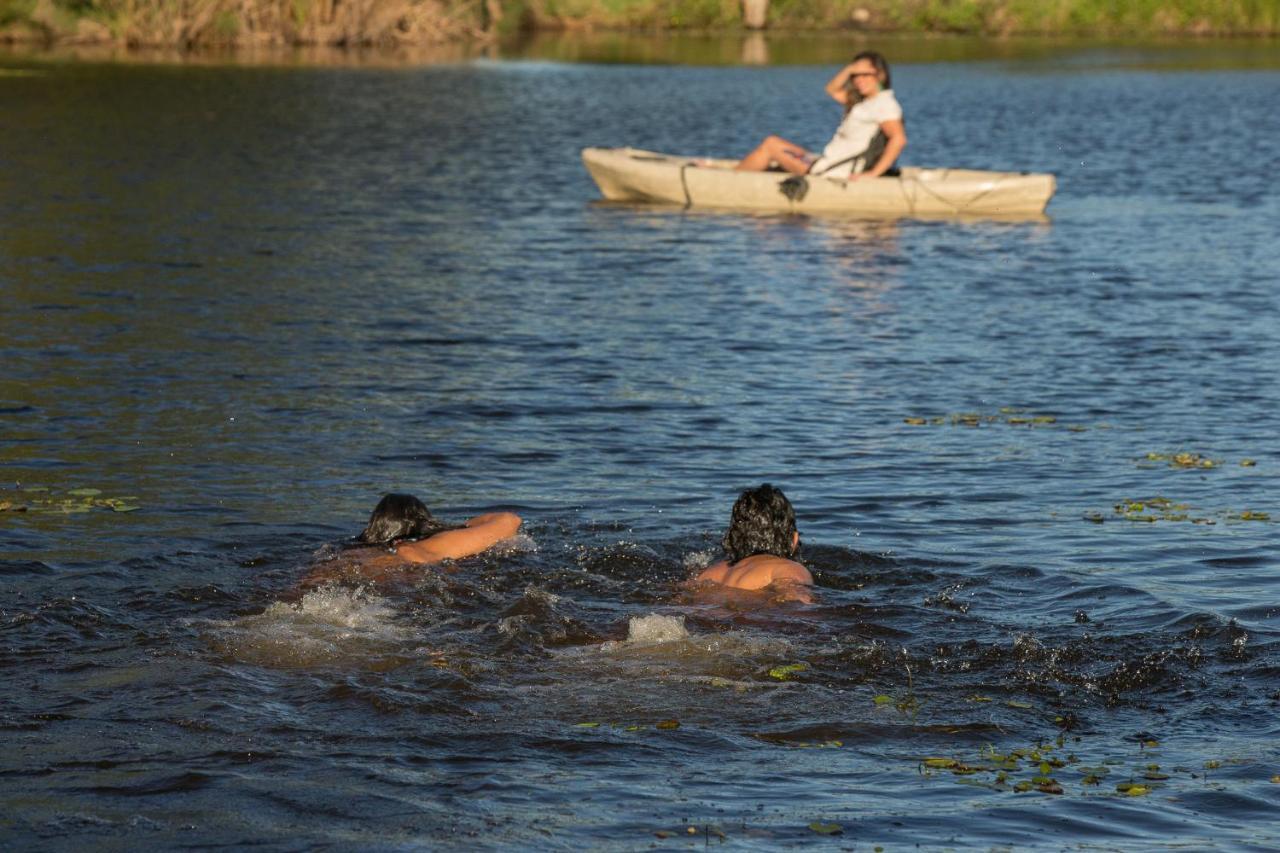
<box><xmin>679</xmin><ymin>164</ymin><xmax>693</xmax><ymax>209</ymax></box>
<box><xmin>907</xmin><ymin>169</ymin><xmax>1012</xmax><ymax>215</ymax></box>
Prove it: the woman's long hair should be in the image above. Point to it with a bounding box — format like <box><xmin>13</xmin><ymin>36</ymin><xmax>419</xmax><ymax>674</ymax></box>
<box><xmin>358</xmin><ymin>493</ymin><xmax>452</xmax><ymax>546</ymax></box>
<box><xmin>843</xmin><ymin>50</ymin><xmax>892</xmax><ymax>114</ymax></box>
<box><xmin>722</xmin><ymin>484</ymin><xmax>799</xmax><ymax>564</ymax></box>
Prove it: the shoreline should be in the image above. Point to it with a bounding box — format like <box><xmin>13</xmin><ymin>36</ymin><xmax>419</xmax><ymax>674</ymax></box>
<box><xmin>4</xmin><ymin>30</ymin><xmax>1279</xmax><ymax>71</ymax></box>
<box><xmin>2</xmin><ymin>1</ymin><xmax>1278</xmax><ymax>53</ymax></box>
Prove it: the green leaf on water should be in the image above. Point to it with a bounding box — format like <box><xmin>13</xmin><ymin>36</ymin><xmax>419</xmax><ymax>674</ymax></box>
<box><xmin>1241</xmin><ymin>459</ymin><xmax>1257</xmax><ymax>467</ymax></box>
<box><xmin>922</xmin><ymin>758</ymin><xmax>958</xmax><ymax>769</ymax></box>
<box><xmin>808</xmin><ymin>822</ymin><xmax>842</xmax><ymax>836</ymax></box>
<box><xmin>1006</xmin><ymin>700</ymin><xmax>1032</xmax><ymax>709</ymax></box>
<box><xmin>574</xmin><ymin>722</ymin><xmax>600</xmax><ymax>728</ymax></box>
<box><xmin>68</xmin><ymin>488</ymin><xmax>102</xmax><ymax>497</ymax></box>
<box><xmin>1117</xmin><ymin>783</ymin><xmax>1150</xmax><ymax>796</ymax></box>
<box><xmin>873</xmin><ymin>694</ymin><xmax>893</xmax><ymax>705</ymax></box>
<box><xmin>110</xmin><ymin>504</ymin><xmax>141</xmax><ymax>512</ymax></box>
<box><xmin>1013</xmin><ymin>780</ymin><xmax>1033</xmax><ymax>792</ymax></box>
<box><xmin>968</xmin><ymin>695</ymin><xmax>993</xmax><ymax>702</ymax></box>
<box><xmin>655</xmin><ymin>719</ymin><xmax>680</xmax><ymax>730</ymax></box>
<box><xmin>768</xmin><ymin>663</ymin><xmax>808</xmax><ymax>680</ymax></box>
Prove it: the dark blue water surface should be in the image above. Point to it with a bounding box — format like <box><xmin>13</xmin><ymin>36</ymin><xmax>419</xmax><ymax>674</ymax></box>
<box><xmin>1</xmin><ymin>40</ymin><xmax>1278</xmax><ymax>849</ymax></box>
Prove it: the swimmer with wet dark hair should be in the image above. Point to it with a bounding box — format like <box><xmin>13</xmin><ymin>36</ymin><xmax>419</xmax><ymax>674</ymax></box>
<box><xmin>693</xmin><ymin>484</ymin><xmax>813</xmax><ymax>602</ymax></box>
<box><xmin>303</xmin><ymin>494</ymin><xmax>522</xmax><ymax>585</ymax></box>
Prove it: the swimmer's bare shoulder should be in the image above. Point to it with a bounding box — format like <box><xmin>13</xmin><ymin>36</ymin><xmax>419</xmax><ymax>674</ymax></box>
<box><xmin>694</xmin><ymin>555</ymin><xmax>813</xmax><ymax>602</ymax></box>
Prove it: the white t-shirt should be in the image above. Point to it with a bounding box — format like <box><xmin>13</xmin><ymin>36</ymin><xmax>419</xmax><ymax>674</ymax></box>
<box><xmin>809</xmin><ymin>89</ymin><xmax>903</xmax><ymax>179</ymax></box>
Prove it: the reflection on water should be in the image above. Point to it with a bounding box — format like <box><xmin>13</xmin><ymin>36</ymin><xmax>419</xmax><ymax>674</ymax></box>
<box><xmin>1</xmin><ymin>45</ymin><xmax>1278</xmax><ymax>850</ymax></box>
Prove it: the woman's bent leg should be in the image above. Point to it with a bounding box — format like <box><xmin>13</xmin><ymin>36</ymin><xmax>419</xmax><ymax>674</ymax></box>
<box><xmin>736</xmin><ymin>135</ymin><xmax>812</xmax><ymax>173</ymax></box>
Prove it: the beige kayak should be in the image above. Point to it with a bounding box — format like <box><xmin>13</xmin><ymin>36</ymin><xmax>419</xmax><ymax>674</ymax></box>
<box><xmin>583</xmin><ymin>147</ymin><xmax>1056</xmax><ymax>217</ymax></box>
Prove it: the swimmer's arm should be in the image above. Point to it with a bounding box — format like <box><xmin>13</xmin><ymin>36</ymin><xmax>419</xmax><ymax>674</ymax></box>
<box><xmin>395</xmin><ymin>512</ymin><xmax>523</xmax><ymax>563</ymax></box>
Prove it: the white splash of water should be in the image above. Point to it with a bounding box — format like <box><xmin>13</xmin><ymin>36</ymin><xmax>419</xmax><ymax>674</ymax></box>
<box><xmin>488</xmin><ymin>534</ymin><xmax>538</xmax><ymax>556</ymax></box>
<box><xmin>682</xmin><ymin>549</ymin><xmax>716</xmax><ymax>571</ymax></box>
<box><xmin>626</xmin><ymin>613</ymin><xmax>690</xmax><ymax>644</ymax></box>
<box><xmin>205</xmin><ymin>585</ymin><xmax>411</xmax><ymax>669</ymax></box>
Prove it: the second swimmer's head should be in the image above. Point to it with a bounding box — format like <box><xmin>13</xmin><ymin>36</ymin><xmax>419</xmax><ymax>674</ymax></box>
<box><xmin>360</xmin><ymin>493</ymin><xmax>441</xmax><ymax>545</ymax></box>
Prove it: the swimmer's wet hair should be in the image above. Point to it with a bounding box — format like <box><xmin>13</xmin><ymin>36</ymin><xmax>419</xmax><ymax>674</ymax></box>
<box><xmin>722</xmin><ymin>483</ymin><xmax>799</xmax><ymax>564</ymax></box>
<box><xmin>359</xmin><ymin>493</ymin><xmax>448</xmax><ymax>545</ymax></box>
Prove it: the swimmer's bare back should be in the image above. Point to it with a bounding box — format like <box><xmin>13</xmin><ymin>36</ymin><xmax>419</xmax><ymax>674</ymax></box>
<box><xmin>302</xmin><ymin>512</ymin><xmax>522</xmax><ymax>587</ymax></box>
<box><xmin>694</xmin><ymin>554</ymin><xmax>814</xmax><ymax>603</ymax></box>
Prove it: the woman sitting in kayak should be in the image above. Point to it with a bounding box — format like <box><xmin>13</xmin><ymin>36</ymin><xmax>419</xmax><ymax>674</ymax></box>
<box><xmin>303</xmin><ymin>493</ymin><xmax>522</xmax><ymax>585</ymax></box>
<box><xmin>735</xmin><ymin>50</ymin><xmax>906</xmax><ymax>181</ymax></box>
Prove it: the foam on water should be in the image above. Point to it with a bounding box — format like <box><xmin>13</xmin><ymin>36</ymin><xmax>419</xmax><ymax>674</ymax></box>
<box><xmin>204</xmin><ymin>585</ymin><xmax>412</xmax><ymax>669</ymax></box>
<box><xmin>489</xmin><ymin>533</ymin><xmax>538</xmax><ymax>556</ymax></box>
<box><xmin>626</xmin><ymin>613</ymin><xmax>689</xmax><ymax>643</ymax></box>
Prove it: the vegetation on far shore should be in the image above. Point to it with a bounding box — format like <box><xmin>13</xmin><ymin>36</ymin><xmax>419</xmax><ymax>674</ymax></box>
<box><xmin>1</xmin><ymin>0</ymin><xmax>1277</xmax><ymax>49</ymax></box>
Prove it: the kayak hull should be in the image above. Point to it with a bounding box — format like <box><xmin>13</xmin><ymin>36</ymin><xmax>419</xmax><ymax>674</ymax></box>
<box><xmin>582</xmin><ymin>147</ymin><xmax>1056</xmax><ymax>218</ymax></box>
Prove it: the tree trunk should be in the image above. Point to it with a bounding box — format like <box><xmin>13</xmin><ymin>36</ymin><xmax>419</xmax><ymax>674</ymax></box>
<box><xmin>742</xmin><ymin>0</ymin><xmax>768</xmax><ymax>30</ymax></box>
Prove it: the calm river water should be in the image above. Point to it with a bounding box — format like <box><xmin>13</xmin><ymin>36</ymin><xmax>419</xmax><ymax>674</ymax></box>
<box><xmin>1</xmin><ymin>37</ymin><xmax>1278</xmax><ymax>849</ymax></box>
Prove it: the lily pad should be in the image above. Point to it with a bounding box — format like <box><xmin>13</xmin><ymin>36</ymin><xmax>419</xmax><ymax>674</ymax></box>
<box><xmin>67</xmin><ymin>488</ymin><xmax>102</xmax><ymax>497</ymax></box>
<box><xmin>655</xmin><ymin>719</ymin><xmax>680</xmax><ymax>730</ymax></box>
<box><xmin>808</xmin><ymin>822</ymin><xmax>842</xmax><ymax>836</ymax></box>
<box><xmin>1116</xmin><ymin>783</ymin><xmax>1150</xmax><ymax>796</ymax></box>
<box><xmin>768</xmin><ymin>663</ymin><xmax>808</xmax><ymax>680</ymax></box>
<box><xmin>873</xmin><ymin>694</ymin><xmax>893</xmax><ymax>705</ymax></box>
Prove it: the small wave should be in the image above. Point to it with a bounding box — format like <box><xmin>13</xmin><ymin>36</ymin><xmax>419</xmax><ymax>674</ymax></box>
<box><xmin>626</xmin><ymin>613</ymin><xmax>690</xmax><ymax>644</ymax></box>
<box><xmin>489</xmin><ymin>533</ymin><xmax>538</xmax><ymax>557</ymax></box>
<box><xmin>681</xmin><ymin>549</ymin><xmax>716</xmax><ymax>572</ymax></box>
<box><xmin>204</xmin><ymin>586</ymin><xmax>412</xmax><ymax>669</ymax></box>
<box><xmin>496</xmin><ymin>586</ymin><xmax>598</xmax><ymax>650</ymax></box>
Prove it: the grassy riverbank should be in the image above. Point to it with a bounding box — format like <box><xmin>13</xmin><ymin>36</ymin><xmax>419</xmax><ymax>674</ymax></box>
<box><xmin>2</xmin><ymin>0</ymin><xmax>1277</xmax><ymax>48</ymax></box>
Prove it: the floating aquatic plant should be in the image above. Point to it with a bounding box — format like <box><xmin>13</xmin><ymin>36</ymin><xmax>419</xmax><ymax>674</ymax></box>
<box><xmin>903</xmin><ymin>408</ymin><xmax>1066</xmax><ymax>429</ymax></box>
<box><xmin>768</xmin><ymin>663</ymin><xmax>808</xmax><ymax>680</ymax></box>
<box><xmin>1142</xmin><ymin>451</ymin><xmax>1221</xmax><ymax>469</ymax></box>
<box><xmin>0</xmin><ymin>486</ymin><xmax>141</xmax><ymax>514</ymax></box>
<box><xmin>1092</xmin><ymin>496</ymin><xmax>1271</xmax><ymax>525</ymax></box>
<box><xmin>808</xmin><ymin>822</ymin><xmax>842</xmax><ymax>835</ymax></box>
